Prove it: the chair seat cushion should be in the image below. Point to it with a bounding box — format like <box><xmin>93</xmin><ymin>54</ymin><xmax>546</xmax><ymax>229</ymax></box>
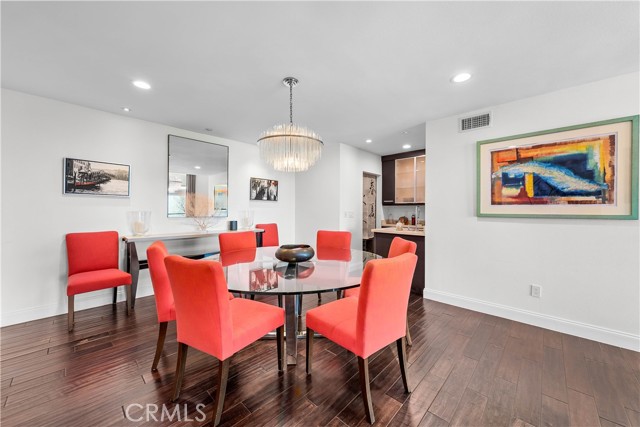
<box><xmin>230</xmin><ymin>298</ymin><xmax>284</xmax><ymax>354</ymax></box>
<box><xmin>343</xmin><ymin>287</ymin><xmax>360</xmax><ymax>298</ymax></box>
<box><xmin>67</xmin><ymin>268</ymin><xmax>132</xmax><ymax>296</ymax></box>
<box><xmin>306</xmin><ymin>297</ymin><xmax>359</xmax><ymax>356</ymax></box>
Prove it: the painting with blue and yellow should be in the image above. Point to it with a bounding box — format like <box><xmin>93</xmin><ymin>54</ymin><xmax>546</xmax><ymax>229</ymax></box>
<box><xmin>491</xmin><ymin>134</ymin><xmax>616</xmax><ymax>205</ymax></box>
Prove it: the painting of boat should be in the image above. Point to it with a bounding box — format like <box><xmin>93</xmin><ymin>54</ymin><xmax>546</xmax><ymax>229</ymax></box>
<box><xmin>64</xmin><ymin>158</ymin><xmax>130</xmax><ymax>196</ymax></box>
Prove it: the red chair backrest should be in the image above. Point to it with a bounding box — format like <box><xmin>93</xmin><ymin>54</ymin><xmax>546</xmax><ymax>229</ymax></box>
<box><xmin>164</xmin><ymin>256</ymin><xmax>233</xmax><ymax>360</ymax></box>
<box><xmin>147</xmin><ymin>241</ymin><xmax>174</xmax><ymax>323</ymax></box>
<box><xmin>388</xmin><ymin>237</ymin><xmax>417</xmax><ymax>258</ymax></box>
<box><xmin>66</xmin><ymin>231</ymin><xmax>119</xmax><ymax>276</ymax></box>
<box><xmin>317</xmin><ymin>230</ymin><xmax>351</xmax><ymax>250</ymax></box>
<box><xmin>219</xmin><ymin>231</ymin><xmax>257</xmax><ymax>255</ymax></box>
<box><xmin>356</xmin><ymin>253</ymin><xmax>417</xmax><ymax>358</ymax></box>
<box><xmin>255</xmin><ymin>223</ymin><xmax>279</xmax><ymax>247</ymax></box>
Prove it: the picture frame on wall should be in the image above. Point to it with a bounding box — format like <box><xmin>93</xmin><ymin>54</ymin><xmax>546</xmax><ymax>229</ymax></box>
<box><xmin>477</xmin><ymin>115</ymin><xmax>638</xmax><ymax>219</ymax></box>
<box><xmin>250</xmin><ymin>177</ymin><xmax>278</xmax><ymax>201</ymax></box>
<box><xmin>64</xmin><ymin>157</ymin><xmax>130</xmax><ymax>197</ymax></box>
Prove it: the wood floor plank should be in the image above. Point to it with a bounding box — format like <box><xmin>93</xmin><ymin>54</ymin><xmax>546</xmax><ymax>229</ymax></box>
<box><xmin>463</xmin><ymin>322</ymin><xmax>495</xmax><ymax>361</ymax></box>
<box><xmin>419</xmin><ymin>412</ymin><xmax>450</xmax><ymax>427</ymax></box>
<box><xmin>388</xmin><ymin>372</ymin><xmax>446</xmax><ymax>427</ymax></box>
<box><xmin>513</xmin><ymin>359</ymin><xmax>542</xmax><ymax>426</ymax></box>
<box><xmin>448</xmin><ymin>388</ymin><xmax>487</xmax><ymax>427</ymax></box>
<box><xmin>482</xmin><ymin>377</ymin><xmax>516</xmax><ymax>427</ymax></box>
<box><xmin>567</xmin><ymin>388</ymin><xmax>601</xmax><ymax>427</ymax></box>
<box><xmin>467</xmin><ymin>344</ymin><xmax>504</xmax><ymax>397</ymax></box>
<box><xmin>542</xmin><ymin>346</ymin><xmax>568</xmax><ymax>403</ymax></box>
<box><xmin>541</xmin><ymin>394</ymin><xmax>569</xmax><ymax>427</ymax></box>
<box><xmin>496</xmin><ymin>336</ymin><xmax>524</xmax><ymax>384</ymax></box>
<box><xmin>563</xmin><ymin>334</ymin><xmax>594</xmax><ymax>396</ymax></box>
<box><xmin>428</xmin><ymin>356</ymin><xmax>477</xmax><ymax>422</ymax></box>
<box><xmin>543</xmin><ymin>330</ymin><xmax>563</xmax><ymax>350</ymax></box>
<box><xmin>587</xmin><ymin>359</ymin><xmax>631</xmax><ymax>426</ymax></box>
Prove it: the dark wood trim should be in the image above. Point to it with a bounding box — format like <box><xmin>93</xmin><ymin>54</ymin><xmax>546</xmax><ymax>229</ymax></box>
<box><xmin>358</xmin><ymin>356</ymin><xmax>375</xmax><ymax>424</ymax></box>
<box><xmin>406</xmin><ymin>320</ymin><xmax>413</xmax><ymax>347</ymax></box>
<box><xmin>125</xmin><ymin>241</ymin><xmax>139</xmax><ymax>309</ymax></box>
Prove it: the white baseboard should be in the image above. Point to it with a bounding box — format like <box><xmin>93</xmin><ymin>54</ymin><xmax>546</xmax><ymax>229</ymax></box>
<box><xmin>424</xmin><ymin>288</ymin><xmax>640</xmax><ymax>352</ymax></box>
<box><xmin>1</xmin><ymin>284</ymin><xmax>154</xmax><ymax>327</ymax></box>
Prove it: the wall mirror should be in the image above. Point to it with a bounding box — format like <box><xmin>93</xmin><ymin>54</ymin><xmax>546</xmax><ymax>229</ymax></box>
<box><xmin>167</xmin><ymin>135</ymin><xmax>228</xmax><ymax>218</ymax></box>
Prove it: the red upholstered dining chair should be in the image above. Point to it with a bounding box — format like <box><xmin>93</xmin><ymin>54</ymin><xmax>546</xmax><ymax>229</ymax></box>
<box><xmin>316</xmin><ymin>230</ymin><xmax>352</xmax><ymax>302</ymax></box>
<box><xmin>306</xmin><ymin>253</ymin><xmax>418</xmax><ymax>424</ymax></box>
<box><xmin>255</xmin><ymin>223</ymin><xmax>279</xmax><ymax>247</ymax></box>
<box><xmin>344</xmin><ymin>236</ymin><xmax>417</xmax><ymax>345</ymax></box>
<box><xmin>146</xmin><ymin>241</ymin><xmax>175</xmax><ymax>371</ymax></box>
<box><xmin>219</xmin><ymin>230</ymin><xmax>257</xmax><ymax>253</ymax></box>
<box><xmin>147</xmin><ymin>242</ymin><xmax>236</xmax><ymax>371</ymax></box>
<box><xmin>164</xmin><ymin>255</ymin><xmax>284</xmax><ymax>427</ymax></box>
<box><xmin>65</xmin><ymin>231</ymin><xmax>132</xmax><ymax>332</ymax></box>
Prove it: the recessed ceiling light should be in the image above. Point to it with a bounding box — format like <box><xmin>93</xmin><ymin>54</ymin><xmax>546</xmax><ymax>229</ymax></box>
<box><xmin>401</xmin><ymin>131</ymin><xmax>409</xmax><ymax>135</ymax></box>
<box><xmin>402</xmin><ymin>144</ymin><xmax>412</xmax><ymax>149</ymax></box>
<box><xmin>451</xmin><ymin>72</ymin><xmax>471</xmax><ymax>83</ymax></box>
<box><xmin>365</xmin><ymin>139</ymin><xmax>372</xmax><ymax>144</ymax></box>
<box><xmin>122</xmin><ymin>107</ymin><xmax>131</xmax><ymax>112</ymax></box>
<box><xmin>132</xmin><ymin>80</ymin><xmax>151</xmax><ymax>90</ymax></box>
<box><xmin>194</xmin><ymin>166</ymin><xmax>201</xmax><ymax>170</ymax></box>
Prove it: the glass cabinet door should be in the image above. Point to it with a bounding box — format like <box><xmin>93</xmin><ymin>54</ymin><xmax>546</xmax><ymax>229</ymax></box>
<box><xmin>395</xmin><ymin>158</ymin><xmax>416</xmax><ymax>203</ymax></box>
<box><xmin>415</xmin><ymin>155</ymin><xmax>425</xmax><ymax>203</ymax></box>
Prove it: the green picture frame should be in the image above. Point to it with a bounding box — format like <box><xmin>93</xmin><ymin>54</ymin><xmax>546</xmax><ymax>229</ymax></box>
<box><xmin>476</xmin><ymin>115</ymin><xmax>638</xmax><ymax>219</ymax></box>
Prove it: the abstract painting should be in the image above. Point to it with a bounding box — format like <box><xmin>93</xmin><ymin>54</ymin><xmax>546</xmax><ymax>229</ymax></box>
<box><xmin>477</xmin><ymin>116</ymin><xmax>638</xmax><ymax>219</ymax></box>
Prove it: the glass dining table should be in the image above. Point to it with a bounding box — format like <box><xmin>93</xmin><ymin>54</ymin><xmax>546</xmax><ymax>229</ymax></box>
<box><xmin>215</xmin><ymin>246</ymin><xmax>382</xmax><ymax>365</ymax></box>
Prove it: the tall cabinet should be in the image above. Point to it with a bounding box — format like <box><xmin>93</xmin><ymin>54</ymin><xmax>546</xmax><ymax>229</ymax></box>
<box><xmin>382</xmin><ymin>149</ymin><xmax>426</xmax><ymax>205</ymax></box>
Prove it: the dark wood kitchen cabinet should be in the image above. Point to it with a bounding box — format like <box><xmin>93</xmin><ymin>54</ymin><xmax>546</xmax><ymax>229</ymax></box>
<box><xmin>382</xmin><ymin>149</ymin><xmax>425</xmax><ymax>206</ymax></box>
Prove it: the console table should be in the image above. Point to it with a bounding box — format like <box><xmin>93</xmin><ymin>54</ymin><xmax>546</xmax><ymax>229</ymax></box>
<box><xmin>121</xmin><ymin>229</ymin><xmax>264</xmax><ymax>308</ymax></box>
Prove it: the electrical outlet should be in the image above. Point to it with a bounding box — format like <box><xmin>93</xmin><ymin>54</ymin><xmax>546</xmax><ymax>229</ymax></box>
<box><xmin>531</xmin><ymin>284</ymin><xmax>541</xmax><ymax>298</ymax></box>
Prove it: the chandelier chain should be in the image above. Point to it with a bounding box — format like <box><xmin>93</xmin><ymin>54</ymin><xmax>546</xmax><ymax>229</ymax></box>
<box><xmin>289</xmin><ymin>80</ymin><xmax>293</xmax><ymax>125</ymax></box>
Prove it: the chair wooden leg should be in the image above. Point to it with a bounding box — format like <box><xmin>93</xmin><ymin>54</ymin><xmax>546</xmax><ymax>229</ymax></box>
<box><xmin>112</xmin><ymin>287</ymin><xmax>118</xmax><ymax>304</ymax></box>
<box><xmin>276</xmin><ymin>325</ymin><xmax>284</xmax><ymax>371</ymax></box>
<box><xmin>358</xmin><ymin>356</ymin><xmax>375</xmax><ymax>424</ymax></box>
<box><xmin>396</xmin><ymin>337</ymin><xmax>410</xmax><ymax>393</ymax></box>
<box><xmin>306</xmin><ymin>327</ymin><xmax>314</xmax><ymax>374</ymax></box>
<box><xmin>317</xmin><ymin>292</ymin><xmax>322</xmax><ymax>305</ymax></box>
<box><xmin>172</xmin><ymin>343</ymin><xmax>189</xmax><ymax>402</ymax></box>
<box><xmin>67</xmin><ymin>295</ymin><xmax>74</xmax><ymax>332</ymax></box>
<box><xmin>405</xmin><ymin>319</ymin><xmax>413</xmax><ymax>347</ymax></box>
<box><xmin>212</xmin><ymin>358</ymin><xmax>230</xmax><ymax>427</ymax></box>
<box><xmin>336</xmin><ymin>290</ymin><xmax>342</xmax><ymax>300</ymax></box>
<box><xmin>151</xmin><ymin>322</ymin><xmax>168</xmax><ymax>372</ymax></box>
<box><xmin>277</xmin><ymin>295</ymin><xmax>283</xmax><ymax>308</ymax></box>
<box><xmin>125</xmin><ymin>285</ymin><xmax>132</xmax><ymax>315</ymax></box>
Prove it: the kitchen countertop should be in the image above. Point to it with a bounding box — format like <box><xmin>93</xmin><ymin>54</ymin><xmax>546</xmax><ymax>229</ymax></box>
<box><xmin>371</xmin><ymin>227</ymin><xmax>425</xmax><ymax>237</ymax></box>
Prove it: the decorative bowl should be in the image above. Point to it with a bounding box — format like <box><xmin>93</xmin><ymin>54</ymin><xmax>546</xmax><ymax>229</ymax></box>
<box><xmin>275</xmin><ymin>244</ymin><xmax>315</xmax><ymax>263</ymax></box>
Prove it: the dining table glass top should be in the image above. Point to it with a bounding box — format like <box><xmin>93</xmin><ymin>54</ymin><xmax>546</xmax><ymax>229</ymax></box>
<box><xmin>211</xmin><ymin>246</ymin><xmax>382</xmax><ymax>295</ymax></box>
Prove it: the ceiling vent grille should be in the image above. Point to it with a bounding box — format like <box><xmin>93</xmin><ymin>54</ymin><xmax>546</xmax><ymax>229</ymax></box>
<box><xmin>459</xmin><ymin>112</ymin><xmax>491</xmax><ymax>132</ymax></box>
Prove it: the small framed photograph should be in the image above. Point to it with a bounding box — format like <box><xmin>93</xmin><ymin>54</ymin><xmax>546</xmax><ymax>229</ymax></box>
<box><xmin>64</xmin><ymin>158</ymin><xmax>130</xmax><ymax>196</ymax></box>
<box><xmin>250</xmin><ymin>177</ymin><xmax>278</xmax><ymax>201</ymax></box>
<box><xmin>477</xmin><ymin>115</ymin><xmax>638</xmax><ymax>219</ymax></box>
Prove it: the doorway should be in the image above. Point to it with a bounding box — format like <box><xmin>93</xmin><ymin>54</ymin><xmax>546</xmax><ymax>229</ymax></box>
<box><xmin>363</xmin><ymin>173</ymin><xmax>377</xmax><ymax>252</ymax></box>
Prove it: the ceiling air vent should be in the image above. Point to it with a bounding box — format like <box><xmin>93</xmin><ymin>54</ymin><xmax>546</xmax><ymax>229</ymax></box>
<box><xmin>459</xmin><ymin>112</ymin><xmax>491</xmax><ymax>132</ymax></box>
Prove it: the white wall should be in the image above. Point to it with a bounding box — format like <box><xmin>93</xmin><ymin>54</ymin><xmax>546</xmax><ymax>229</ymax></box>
<box><xmin>294</xmin><ymin>141</ymin><xmax>341</xmax><ymax>246</ymax></box>
<box><xmin>425</xmin><ymin>72</ymin><xmax>640</xmax><ymax>350</ymax></box>
<box><xmin>1</xmin><ymin>89</ymin><xmax>295</xmax><ymax>325</ymax></box>
<box><xmin>339</xmin><ymin>143</ymin><xmax>382</xmax><ymax>249</ymax></box>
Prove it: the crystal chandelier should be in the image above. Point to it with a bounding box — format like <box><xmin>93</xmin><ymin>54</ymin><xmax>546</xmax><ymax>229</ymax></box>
<box><xmin>257</xmin><ymin>77</ymin><xmax>323</xmax><ymax>172</ymax></box>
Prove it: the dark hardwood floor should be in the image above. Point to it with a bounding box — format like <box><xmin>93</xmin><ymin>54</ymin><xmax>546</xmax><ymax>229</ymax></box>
<box><xmin>1</xmin><ymin>294</ymin><xmax>639</xmax><ymax>426</ymax></box>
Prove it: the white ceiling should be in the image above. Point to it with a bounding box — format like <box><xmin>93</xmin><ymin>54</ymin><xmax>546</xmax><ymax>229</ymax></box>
<box><xmin>2</xmin><ymin>2</ymin><xmax>638</xmax><ymax>156</ymax></box>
